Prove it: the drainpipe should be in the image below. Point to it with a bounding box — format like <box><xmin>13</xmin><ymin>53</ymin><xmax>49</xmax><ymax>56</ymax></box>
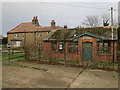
<box><xmin>113</xmin><ymin>41</ymin><xmax>115</xmax><ymax>63</ymax></box>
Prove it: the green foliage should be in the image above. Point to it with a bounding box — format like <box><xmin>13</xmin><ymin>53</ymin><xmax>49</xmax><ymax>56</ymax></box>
<box><xmin>103</xmin><ymin>20</ymin><xmax>109</xmax><ymax>26</ymax></box>
<box><xmin>90</xmin><ymin>62</ymin><xmax>119</xmax><ymax>67</ymax></box>
<box><xmin>49</xmin><ymin>28</ymin><xmax>113</xmax><ymax>40</ymax></box>
<box><xmin>2</xmin><ymin>37</ymin><xmax>8</xmax><ymax>45</ymax></box>
<box><xmin>32</xmin><ymin>67</ymin><xmax>40</xmax><ymax>70</ymax></box>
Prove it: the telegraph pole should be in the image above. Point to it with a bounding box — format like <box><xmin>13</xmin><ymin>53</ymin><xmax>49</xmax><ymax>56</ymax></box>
<box><xmin>111</xmin><ymin>7</ymin><xmax>114</xmax><ymax>63</ymax></box>
<box><xmin>111</xmin><ymin>7</ymin><xmax>113</xmax><ymax>26</ymax></box>
<box><xmin>110</xmin><ymin>7</ymin><xmax>114</xmax><ymax>40</ymax></box>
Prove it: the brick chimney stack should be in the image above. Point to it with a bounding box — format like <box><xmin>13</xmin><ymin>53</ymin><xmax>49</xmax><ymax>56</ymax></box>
<box><xmin>32</xmin><ymin>16</ymin><xmax>39</xmax><ymax>26</ymax></box>
<box><xmin>64</xmin><ymin>25</ymin><xmax>67</xmax><ymax>29</ymax></box>
<box><xmin>32</xmin><ymin>16</ymin><xmax>36</xmax><ymax>24</ymax></box>
<box><xmin>51</xmin><ymin>20</ymin><xmax>55</xmax><ymax>30</ymax></box>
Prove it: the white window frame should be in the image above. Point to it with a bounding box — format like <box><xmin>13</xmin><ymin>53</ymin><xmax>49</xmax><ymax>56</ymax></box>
<box><xmin>12</xmin><ymin>41</ymin><xmax>21</xmax><ymax>47</ymax></box>
<box><xmin>37</xmin><ymin>33</ymin><xmax>42</xmax><ymax>38</ymax></box>
<box><xmin>14</xmin><ymin>34</ymin><xmax>18</xmax><ymax>38</ymax></box>
<box><xmin>16</xmin><ymin>41</ymin><xmax>21</xmax><ymax>47</ymax></box>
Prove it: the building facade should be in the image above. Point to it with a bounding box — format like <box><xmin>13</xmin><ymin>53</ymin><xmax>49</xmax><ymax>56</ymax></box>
<box><xmin>43</xmin><ymin>26</ymin><xmax>118</xmax><ymax>63</ymax></box>
<box><xmin>7</xmin><ymin>16</ymin><xmax>62</xmax><ymax>48</ymax></box>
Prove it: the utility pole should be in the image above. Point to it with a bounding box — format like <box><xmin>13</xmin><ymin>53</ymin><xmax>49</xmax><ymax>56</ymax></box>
<box><xmin>111</xmin><ymin>7</ymin><xmax>114</xmax><ymax>40</ymax></box>
<box><xmin>111</xmin><ymin>7</ymin><xmax>113</xmax><ymax>26</ymax></box>
<box><xmin>111</xmin><ymin>7</ymin><xmax>114</xmax><ymax>63</ymax></box>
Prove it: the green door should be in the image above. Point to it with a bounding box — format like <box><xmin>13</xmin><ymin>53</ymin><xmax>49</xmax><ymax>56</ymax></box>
<box><xmin>82</xmin><ymin>42</ymin><xmax>93</xmax><ymax>61</ymax></box>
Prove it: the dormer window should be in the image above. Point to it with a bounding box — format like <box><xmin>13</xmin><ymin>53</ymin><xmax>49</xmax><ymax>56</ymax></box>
<box><xmin>14</xmin><ymin>34</ymin><xmax>18</xmax><ymax>38</ymax></box>
<box><xmin>37</xmin><ymin>33</ymin><xmax>42</xmax><ymax>38</ymax></box>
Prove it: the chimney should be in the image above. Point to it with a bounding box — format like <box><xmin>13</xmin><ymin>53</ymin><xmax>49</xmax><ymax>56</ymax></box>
<box><xmin>64</xmin><ymin>25</ymin><xmax>67</xmax><ymax>29</ymax></box>
<box><xmin>51</xmin><ymin>20</ymin><xmax>55</xmax><ymax>29</ymax></box>
<box><xmin>32</xmin><ymin>16</ymin><xmax>36</xmax><ymax>24</ymax></box>
<box><xmin>32</xmin><ymin>16</ymin><xmax>39</xmax><ymax>26</ymax></box>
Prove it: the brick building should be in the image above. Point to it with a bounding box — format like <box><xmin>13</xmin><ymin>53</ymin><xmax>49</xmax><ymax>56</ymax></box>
<box><xmin>43</xmin><ymin>26</ymin><xmax>118</xmax><ymax>63</ymax></box>
<box><xmin>7</xmin><ymin>16</ymin><xmax>62</xmax><ymax>48</ymax></box>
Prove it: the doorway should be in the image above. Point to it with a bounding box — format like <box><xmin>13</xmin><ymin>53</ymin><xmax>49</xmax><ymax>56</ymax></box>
<box><xmin>82</xmin><ymin>42</ymin><xmax>93</xmax><ymax>61</ymax></box>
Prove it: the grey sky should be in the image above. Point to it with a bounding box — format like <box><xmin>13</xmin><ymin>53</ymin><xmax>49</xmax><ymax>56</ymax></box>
<box><xmin>2</xmin><ymin>2</ymin><xmax>118</xmax><ymax>36</ymax></box>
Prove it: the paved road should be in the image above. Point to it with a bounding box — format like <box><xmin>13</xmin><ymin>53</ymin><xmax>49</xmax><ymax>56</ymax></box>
<box><xmin>2</xmin><ymin>61</ymin><xmax>118</xmax><ymax>88</ymax></box>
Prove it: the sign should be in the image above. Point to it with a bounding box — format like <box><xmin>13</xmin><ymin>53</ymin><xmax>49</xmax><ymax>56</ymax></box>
<box><xmin>83</xmin><ymin>37</ymin><xmax>92</xmax><ymax>40</ymax></box>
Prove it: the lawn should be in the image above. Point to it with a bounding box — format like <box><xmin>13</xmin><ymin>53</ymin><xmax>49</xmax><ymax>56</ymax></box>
<box><xmin>1</xmin><ymin>53</ymin><xmax>25</xmax><ymax>61</ymax></box>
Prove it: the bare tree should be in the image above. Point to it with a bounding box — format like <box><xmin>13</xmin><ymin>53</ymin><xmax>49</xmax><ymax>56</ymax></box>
<box><xmin>82</xmin><ymin>15</ymin><xmax>101</xmax><ymax>27</ymax></box>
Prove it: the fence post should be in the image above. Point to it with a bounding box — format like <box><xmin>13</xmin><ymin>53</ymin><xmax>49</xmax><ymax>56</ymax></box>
<box><xmin>39</xmin><ymin>43</ymin><xmax>41</xmax><ymax>61</ymax></box>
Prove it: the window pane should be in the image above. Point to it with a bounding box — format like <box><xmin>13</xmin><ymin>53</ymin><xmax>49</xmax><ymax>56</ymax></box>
<box><xmin>97</xmin><ymin>41</ymin><xmax>111</xmax><ymax>54</ymax></box>
<box><xmin>104</xmin><ymin>42</ymin><xmax>111</xmax><ymax>53</ymax></box>
<box><xmin>51</xmin><ymin>42</ymin><xmax>57</xmax><ymax>52</ymax></box>
<box><xmin>58</xmin><ymin>42</ymin><xmax>64</xmax><ymax>52</ymax></box>
<box><xmin>14</xmin><ymin>34</ymin><xmax>18</xmax><ymax>38</ymax></box>
<box><xmin>98</xmin><ymin>43</ymin><xmax>103</xmax><ymax>51</ymax></box>
<box><xmin>74</xmin><ymin>43</ymin><xmax>78</xmax><ymax>53</ymax></box>
<box><xmin>37</xmin><ymin>33</ymin><xmax>42</xmax><ymax>38</ymax></box>
<box><xmin>68</xmin><ymin>42</ymin><xmax>78</xmax><ymax>53</ymax></box>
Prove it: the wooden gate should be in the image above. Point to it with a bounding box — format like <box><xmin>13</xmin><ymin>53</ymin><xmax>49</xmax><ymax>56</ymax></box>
<box><xmin>82</xmin><ymin>42</ymin><xmax>93</xmax><ymax>61</ymax></box>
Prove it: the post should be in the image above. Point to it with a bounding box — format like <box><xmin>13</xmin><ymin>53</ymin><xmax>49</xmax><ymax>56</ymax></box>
<box><xmin>39</xmin><ymin>43</ymin><xmax>41</xmax><ymax>61</ymax></box>
<box><xmin>111</xmin><ymin>7</ymin><xmax>115</xmax><ymax>63</ymax></box>
<box><xmin>111</xmin><ymin>7</ymin><xmax>113</xmax><ymax>26</ymax></box>
<box><xmin>7</xmin><ymin>44</ymin><xmax>11</xmax><ymax>63</ymax></box>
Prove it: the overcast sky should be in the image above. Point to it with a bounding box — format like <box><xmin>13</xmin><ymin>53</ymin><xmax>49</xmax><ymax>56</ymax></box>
<box><xmin>1</xmin><ymin>1</ymin><xmax>119</xmax><ymax>36</ymax></box>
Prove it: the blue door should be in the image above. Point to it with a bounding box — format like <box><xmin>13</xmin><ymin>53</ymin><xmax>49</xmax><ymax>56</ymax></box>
<box><xmin>82</xmin><ymin>42</ymin><xmax>93</xmax><ymax>61</ymax></box>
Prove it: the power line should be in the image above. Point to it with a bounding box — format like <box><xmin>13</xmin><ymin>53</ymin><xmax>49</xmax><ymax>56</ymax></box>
<box><xmin>42</xmin><ymin>2</ymin><xmax>116</xmax><ymax>11</ymax></box>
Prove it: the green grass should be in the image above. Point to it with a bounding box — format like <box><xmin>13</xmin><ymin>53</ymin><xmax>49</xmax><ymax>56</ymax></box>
<box><xmin>41</xmin><ymin>57</ymin><xmax>79</xmax><ymax>64</ymax></box>
<box><xmin>1</xmin><ymin>53</ymin><xmax>25</xmax><ymax>61</ymax></box>
<box><xmin>91</xmin><ymin>62</ymin><xmax>119</xmax><ymax>67</ymax></box>
<box><xmin>32</xmin><ymin>67</ymin><xmax>40</xmax><ymax>70</ymax></box>
<box><xmin>41</xmin><ymin>57</ymin><xmax>119</xmax><ymax>67</ymax></box>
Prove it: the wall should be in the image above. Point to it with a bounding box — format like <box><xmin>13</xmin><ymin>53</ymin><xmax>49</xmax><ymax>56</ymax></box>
<box><xmin>36</xmin><ymin>32</ymin><xmax>48</xmax><ymax>44</ymax></box>
<box><xmin>43</xmin><ymin>35</ymin><xmax>117</xmax><ymax>63</ymax></box>
<box><xmin>7</xmin><ymin>31</ymin><xmax>49</xmax><ymax>47</ymax></box>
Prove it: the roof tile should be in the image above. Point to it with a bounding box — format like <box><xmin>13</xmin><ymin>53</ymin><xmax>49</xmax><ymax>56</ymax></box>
<box><xmin>7</xmin><ymin>22</ymin><xmax>62</xmax><ymax>33</ymax></box>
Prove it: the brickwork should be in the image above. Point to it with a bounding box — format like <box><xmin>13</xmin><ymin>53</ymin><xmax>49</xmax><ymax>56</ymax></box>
<box><xmin>43</xmin><ymin>35</ymin><xmax>117</xmax><ymax>63</ymax></box>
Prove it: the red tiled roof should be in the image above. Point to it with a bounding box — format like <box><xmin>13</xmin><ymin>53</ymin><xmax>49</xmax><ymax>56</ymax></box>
<box><xmin>103</xmin><ymin>25</ymin><xmax>117</xmax><ymax>28</ymax></box>
<box><xmin>7</xmin><ymin>22</ymin><xmax>62</xmax><ymax>34</ymax></box>
<box><xmin>83</xmin><ymin>25</ymin><xmax>117</xmax><ymax>29</ymax></box>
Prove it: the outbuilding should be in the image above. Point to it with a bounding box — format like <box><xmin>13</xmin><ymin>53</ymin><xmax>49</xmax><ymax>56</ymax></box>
<box><xmin>43</xmin><ymin>26</ymin><xmax>118</xmax><ymax>63</ymax></box>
